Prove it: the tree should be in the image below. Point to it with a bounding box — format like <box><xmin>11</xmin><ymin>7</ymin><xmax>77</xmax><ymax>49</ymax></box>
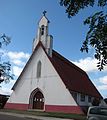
<box><xmin>0</xmin><ymin>34</ymin><xmax>13</xmax><ymax>85</ymax></box>
<box><xmin>60</xmin><ymin>0</ymin><xmax>107</xmax><ymax>70</ymax></box>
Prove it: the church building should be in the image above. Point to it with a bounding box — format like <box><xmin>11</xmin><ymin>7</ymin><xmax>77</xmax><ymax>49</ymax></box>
<box><xmin>5</xmin><ymin>13</ymin><xmax>102</xmax><ymax>114</ymax></box>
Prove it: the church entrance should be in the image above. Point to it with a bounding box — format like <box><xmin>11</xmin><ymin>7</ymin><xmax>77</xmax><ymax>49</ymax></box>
<box><xmin>33</xmin><ymin>91</ymin><xmax>44</xmax><ymax>109</ymax></box>
<box><xmin>29</xmin><ymin>88</ymin><xmax>44</xmax><ymax>110</ymax></box>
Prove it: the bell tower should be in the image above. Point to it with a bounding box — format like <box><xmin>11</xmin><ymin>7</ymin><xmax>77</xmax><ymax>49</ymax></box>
<box><xmin>33</xmin><ymin>11</ymin><xmax>53</xmax><ymax>57</ymax></box>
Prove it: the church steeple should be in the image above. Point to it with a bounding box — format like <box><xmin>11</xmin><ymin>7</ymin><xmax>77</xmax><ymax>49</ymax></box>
<box><xmin>33</xmin><ymin>11</ymin><xmax>53</xmax><ymax>57</ymax></box>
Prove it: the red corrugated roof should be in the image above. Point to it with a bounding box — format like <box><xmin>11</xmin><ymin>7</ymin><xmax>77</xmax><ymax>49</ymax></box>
<box><xmin>50</xmin><ymin>50</ymin><xmax>102</xmax><ymax>98</ymax></box>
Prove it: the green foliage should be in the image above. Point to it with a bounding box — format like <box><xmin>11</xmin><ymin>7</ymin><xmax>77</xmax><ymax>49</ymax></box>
<box><xmin>0</xmin><ymin>34</ymin><xmax>11</xmax><ymax>47</ymax></box>
<box><xmin>81</xmin><ymin>11</ymin><xmax>107</xmax><ymax>70</ymax></box>
<box><xmin>60</xmin><ymin>0</ymin><xmax>107</xmax><ymax>70</ymax></box>
<box><xmin>60</xmin><ymin>0</ymin><xmax>107</xmax><ymax>17</ymax></box>
<box><xmin>0</xmin><ymin>62</ymin><xmax>14</xmax><ymax>84</ymax></box>
<box><xmin>0</xmin><ymin>34</ymin><xmax>13</xmax><ymax>84</ymax></box>
<box><xmin>60</xmin><ymin>0</ymin><xmax>95</xmax><ymax>17</ymax></box>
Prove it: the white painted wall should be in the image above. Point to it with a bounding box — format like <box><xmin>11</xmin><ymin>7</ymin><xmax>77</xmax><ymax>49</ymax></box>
<box><xmin>7</xmin><ymin>46</ymin><xmax>77</xmax><ymax>107</ymax></box>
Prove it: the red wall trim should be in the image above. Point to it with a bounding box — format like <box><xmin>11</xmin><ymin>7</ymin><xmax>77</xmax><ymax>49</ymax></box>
<box><xmin>4</xmin><ymin>103</ymin><xmax>28</xmax><ymax>110</ymax></box>
<box><xmin>5</xmin><ymin>103</ymin><xmax>84</xmax><ymax>114</ymax></box>
<box><xmin>45</xmin><ymin>105</ymin><xmax>84</xmax><ymax>114</ymax></box>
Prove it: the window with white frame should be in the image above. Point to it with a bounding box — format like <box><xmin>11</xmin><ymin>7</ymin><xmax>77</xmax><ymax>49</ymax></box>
<box><xmin>80</xmin><ymin>94</ymin><xmax>85</xmax><ymax>102</ymax></box>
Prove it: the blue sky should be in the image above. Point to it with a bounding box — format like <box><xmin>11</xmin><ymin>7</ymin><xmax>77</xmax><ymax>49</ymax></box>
<box><xmin>0</xmin><ymin>0</ymin><xmax>107</xmax><ymax>98</ymax></box>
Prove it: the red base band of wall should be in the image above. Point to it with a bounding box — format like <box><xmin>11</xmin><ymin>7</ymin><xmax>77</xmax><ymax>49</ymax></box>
<box><xmin>45</xmin><ymin>105</ymin><xmax>84</xmax><ymax>114</ymax></box>
<box><xmin>5</xmin><ymin>103</ymin><xmax>84</xmax><ymax>114</ymax></box>
<box><xmin>4</xmin><ymin>103</ymin><xmax>29</xmax><ymax>110</ymax></box>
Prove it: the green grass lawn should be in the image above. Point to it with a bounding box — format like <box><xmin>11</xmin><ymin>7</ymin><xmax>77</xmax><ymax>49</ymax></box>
<box><xmin>0</xmin><ymin>109</ymin><xmax>86</xmax><ymax>120</ymax></box>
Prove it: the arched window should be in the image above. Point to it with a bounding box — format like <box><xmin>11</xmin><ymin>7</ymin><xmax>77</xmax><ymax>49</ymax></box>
<box><xmin>41</xmin><ymin>25</ymin><xmax>44</xmax><ymax>35</ymax></box>
<box><xmin>37</xmin><ymin>61</ymin><xmax>42</xmax><ymax>78</ymax></box>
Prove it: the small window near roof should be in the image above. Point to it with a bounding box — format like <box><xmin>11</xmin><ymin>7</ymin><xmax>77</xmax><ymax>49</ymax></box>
<box><xmin>41</xmin><ymin>25</ymin><xmax>44</xmax><ymax>35</ymax></box>
<box><xmin>80</xmin><ymin>94</ymin><xmax>85</xmax><ymax>102</ymax></box>
<box><xmin>37</xmin><ymin>61</ymin><xmax>42</xmax><ymax>78</ymax></box>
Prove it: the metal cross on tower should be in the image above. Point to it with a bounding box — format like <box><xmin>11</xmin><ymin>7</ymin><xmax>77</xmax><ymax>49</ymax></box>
<box><xmin>43</xmin><ymin>11</ymin><xmax>47</xmax><ymax>16</ymax></box>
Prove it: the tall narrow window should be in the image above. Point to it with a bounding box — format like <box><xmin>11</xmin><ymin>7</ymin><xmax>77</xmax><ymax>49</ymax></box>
<box><xmin>41</xmin><ymin>25</ymin><xmax>44</xmax><ymax>35</ymax></box>
<box><xmin>37</xmin><ymin>61</ymin><xmax>42</xmax><ymax>78</ymax></box>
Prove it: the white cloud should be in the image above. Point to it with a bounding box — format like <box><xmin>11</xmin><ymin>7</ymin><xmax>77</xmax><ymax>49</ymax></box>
<box><xmin>0</xmin><ymin>88</ymin><xmax>12</xmax><ymax>95</ymax></box>
<box><xmin>72</xmin><ymin>57</ymin><xmax>98</xmax><ymax>72</ymax></box>
<box><xmin>98</xmin><ymin>85</ymin><xmax>107</xmax><ymax>90</ymax></box>
<box><xmin>7</xmin><ymin>51</ymin><xmax>30</xmax><ymax>60</ymax></box>
<box><xmin>12</xmin><ymin>59</ymin><xmax>25</xmax><ymax>66</ymax></box>
<box><xmin>13</xmin><ymin>66</ymin><xmax>23</xmax><ymax>77</ymax></box>
<box><xmin>6</xmin><ymin>51</ymin><xmax>30</xmax><ymax>77</ymax></box>
<box><xmin>72</xmin><ymin>57</ymin><xmax>107</xmax><ymax>72</ymax></box>
<box><xmin>99</xmin><ymin>76</ymin><xmax>107</xmax><ymax>85</ymax></box>
<box><xmin>96</xmin><ymin>75</ymin><xmax>107</xmax><ymax>91</ymax></box>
